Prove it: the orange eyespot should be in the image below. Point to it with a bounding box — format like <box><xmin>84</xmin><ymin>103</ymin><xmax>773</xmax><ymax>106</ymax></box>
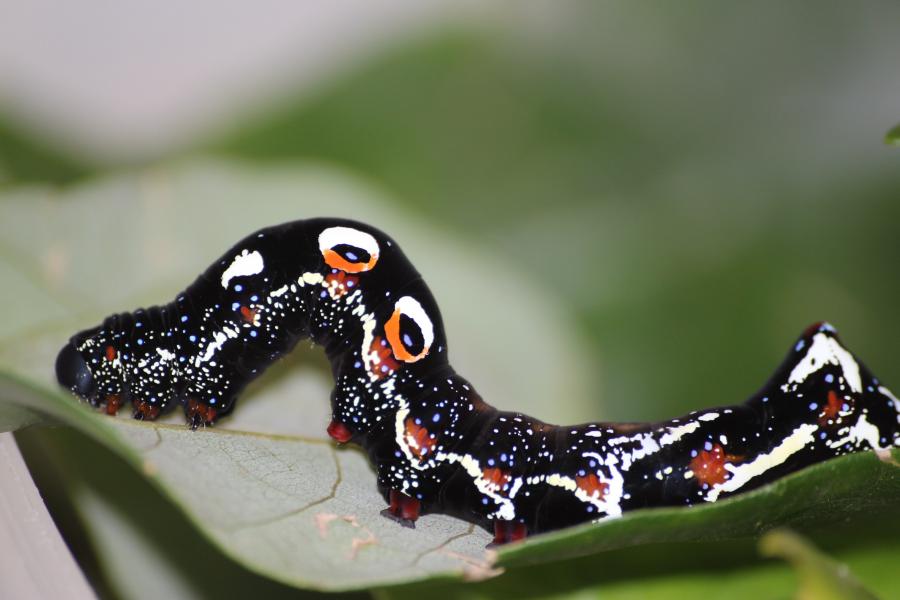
<box><xmin>318</xmin><ymin>226</ymin><xmax>380</xmax><ymax>273</ymax></box>
<box><xmin>384</xmin><ymin>296</ymin><xmax>434</xmax><ymax>364</ymax></box>
<box><xmin>105</xmin><ymin>345</ymin><xmax>117</xmax><ymax>361</ymax></box>
<box><xmin>385</xmin><ymin>310</ymin><xmax>416</xmax><ymax>362</ymax></box>
<box><xmin>322</xmin><ymin>249</ymin><xmax>377</xmax><ymax>274</ymax></box>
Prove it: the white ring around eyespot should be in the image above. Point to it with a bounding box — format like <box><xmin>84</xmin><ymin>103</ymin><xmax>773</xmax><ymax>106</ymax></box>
<box><xmin>394</xmin><ymin>295</ymin><xmax>434</xmax><ymax>354</ymax></box>
<box><xmin>318</xmin><ymin>226</ymin><xmax>380</xmax><ymax>258</ymax></box>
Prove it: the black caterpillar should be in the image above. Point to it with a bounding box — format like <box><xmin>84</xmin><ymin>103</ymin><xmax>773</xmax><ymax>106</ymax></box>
<box><xmin>56</xmin><ymin>218</ymin><xmax>900</xmax><ymax>544</ymax></box>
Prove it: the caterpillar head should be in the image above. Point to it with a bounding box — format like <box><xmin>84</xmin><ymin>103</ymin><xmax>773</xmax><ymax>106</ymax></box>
<box><xmin>56</xmin><ymin>325</ymin><xmax>129</xmax><ymax>407</ymax></box>
<box><xmin>56</xmin><ymin>340</ymin><xmax>95</xmax><ymax>399</ymax></box>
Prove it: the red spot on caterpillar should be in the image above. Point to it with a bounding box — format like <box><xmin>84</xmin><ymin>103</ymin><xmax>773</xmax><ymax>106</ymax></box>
<box><xmin>482</xmin><ymin>467</ymin><xmax>510</xmax><ymax>492</ymax></box>
<box><xmin>133</xmin><ymin>400</ymin><xmax>160</xmax><ymax>421</ymax></box>
<box><xmin>492</xmin><ymin>520</ymin><xmax>527</xmax><ymax>545</ymax></box>
<box><xmin>327</xmin><ymin>420</ymin><xmax>353</xmax><ymax>443</ymax></box>
<box><xmin>404</xmin><ymin>418</ymin><xmax>436</xmax><ymax>459</ymax></box>
<box><xmin>368</xmin><ymin>336</ymin><xmax>398</xmax><ymax>379</ymax></box>
<box><xmin>819</xmin><ymin>389</ymin><xmax>849</xmax><ymax>425</ymax></box>
<box><xmin>105</xmin><ymin>345</ymin><xmax>117</xmax><ymax>361</ymax></box>
<box><xmin>690</xmin><ymin>443</ymin><xmax>741</xmax><ymax>488</ymax></box>
<box><xmin>576</xmin><ymin>472</ymin><xmax>608</xmax><ymax>499</ymax></box>
<box><xmin>239</xmin><ymin>305</ymin><xmax>258</xmax><ymax>323</ymax></box>
<box><xmin>104</xmin><ymin>394</ymin><xmax>122</xmax><ymax>416</ymax></box>
<box><xmin>325</xmin><ymin>270</ymin><xmax>358</xmax><ymax>299</ymax></box>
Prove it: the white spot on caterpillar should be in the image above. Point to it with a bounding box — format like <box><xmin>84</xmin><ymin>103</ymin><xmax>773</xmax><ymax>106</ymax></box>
<box><xmin>605</xmin><ymin>421</ymin><xmax>701</xmax><ymax>471</ymax></box>
<box><xmin>155</xmin><ymin>348</ymin><xmax>176</xmax><ymax>362</ymax></box>
<box><xmin>393</xmin><ymin>398</ymin><xmax>425</xmax><ymax>475</ymax></box>
<box><xmin>361</xmin><ymin>314</ymin><xmax>379</xmax><ymax>380</ymax></box>
<box><xmin>619</xmin><ymin>436</ymin><xmax>660</xmax><ymax>471</ymax></box>
<box><xmin>826</xmin><ymin>412</ymin><xmax>884</xmax><ymax>451</ymax></box>
<box><xmin>221</xmin><ymin>250</ymin><xmax>263</xmax><ymax>289</ymax></box>
<box><xmin>302</xmin><ymin>272</ymin><xmax>324</xmax><ymax>285</ymax></box>
<box><xmin>195</xmin><ymin>326</ymin><xmax>239</xmax><ymax>366</ymax></box>
<box><xmin>318</xmin><ymin>226</ymin><xmax>380</xmax><ymax>259</ymax></box>
<box><xmin>705</xmin><ymin>423</ymin><xmax>817</xmax><ymax>501</ymax></box>
<box><xmin>788</xmin><ymin>333</ymin><xmax>862</xmax><ymax>393</ymax></box>
<box><xmin>658</xmin><ymin>421</ymin><xmax>701</xmax><ymax>446</ymax></box>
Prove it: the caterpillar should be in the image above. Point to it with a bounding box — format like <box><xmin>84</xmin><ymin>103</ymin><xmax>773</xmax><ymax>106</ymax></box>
<box><xmin>56</xmin><ymin>218</ymin><xmax>900</xmax><ymax>544</ymax></box>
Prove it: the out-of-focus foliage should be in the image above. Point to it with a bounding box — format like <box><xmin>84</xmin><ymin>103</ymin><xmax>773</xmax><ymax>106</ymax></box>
<box><xmin>760</xmin><ymin>529</ymin><xmax>877</xmax><ymax>600</ymax></box>
<box><xmin>886</xmin><ymin>124</ymin><xmax>900</xmax><ymax>146</ymax></box>
<box><xmin>0</xmin><ymin>117</ymin><xmax>91</xmax><ymax>186</ymax></box>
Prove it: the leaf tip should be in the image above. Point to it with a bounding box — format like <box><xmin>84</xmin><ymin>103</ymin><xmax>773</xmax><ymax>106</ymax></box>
<box><xmin>759</xmin><ymin>528</ymin><xmax>878</xmax><ymax>600</ymax></box>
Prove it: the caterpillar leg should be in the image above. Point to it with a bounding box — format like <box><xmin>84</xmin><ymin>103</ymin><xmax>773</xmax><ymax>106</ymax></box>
<box><xmin>129</xmin><ymin>374</ymin><xmax>179</xmax><ymax>422</ymax></box>
<box><xmin>98</xmin><ymin>393</ymin><xmax>125</xmax><ymax>416</ymax></box>
<box><xmin>490</xmin><ymin>520</ymin><xmax>527</xmax><ymax>546</ymax></box>
<box><xmin>326</xmin><ymin>420</ymin><xmax>353</xmax><ymax>443</ymax></box>
<box><xmin>132</xmin><ymin>399</ymin><xmax>163</xmax><ymax>421</ymax></box>
<box><xmin>184</xmin><ymin>397</ymin><xmax>218</xmax><ymax>430</ymax></box>
<box><xmin>380</xmin><ymin>489</ymin><xmax>420</xmax><ymax>528</ymax></box>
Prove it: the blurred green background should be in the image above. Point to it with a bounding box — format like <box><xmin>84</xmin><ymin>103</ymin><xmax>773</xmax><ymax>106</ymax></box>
<box><xmin>2</xmin><ymin>1</ymin><xmax>899</xmax><ymax>598</ymax></box>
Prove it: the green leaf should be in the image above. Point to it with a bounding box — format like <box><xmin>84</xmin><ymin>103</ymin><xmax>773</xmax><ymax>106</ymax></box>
<box><xmin>886</xmin><ymin>124</ymin><xmax>900</xmax><ymax>146</ymax></box>
<box><xmin>0</xmin><ymin>160</ymin><xmax>593</xmax><ymax>590</ymax></box>
<box><xmin>760</xmin><ymin>529</ymin><xmax>877</xmax><ymax>600</ymax></box>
